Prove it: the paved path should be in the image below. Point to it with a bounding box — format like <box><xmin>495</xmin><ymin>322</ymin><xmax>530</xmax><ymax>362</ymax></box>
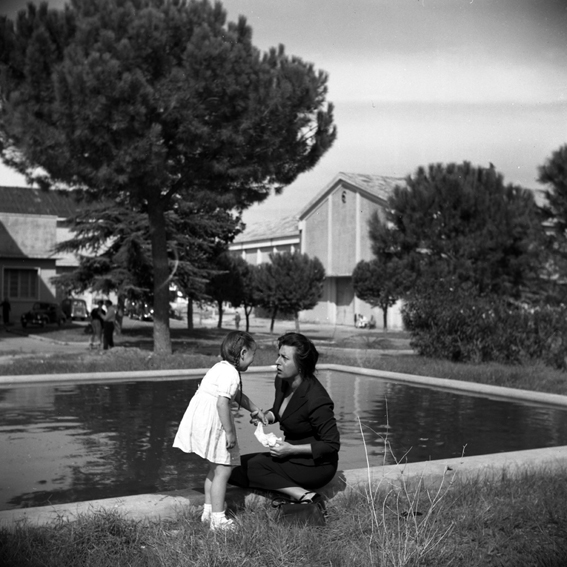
<box><xmin>0</xmin><ymin>326</ymin><xmax>89</xmax><ymax>357</ymax></box>
<box><xmin>0</xmin><ymin>317</ymin><xmax>412</xmax><ymax>358</ymax></box>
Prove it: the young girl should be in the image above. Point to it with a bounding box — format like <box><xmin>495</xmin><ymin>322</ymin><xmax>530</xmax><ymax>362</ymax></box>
<box><xmin>173</xmin><ymin>331</ymin><xmax>266</xmax><ymax>530</ymax></box>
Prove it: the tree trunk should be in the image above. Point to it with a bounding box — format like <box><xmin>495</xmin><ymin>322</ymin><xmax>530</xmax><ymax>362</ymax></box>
<box><xmin>147</xmin><ymin>199</ymin><xmax>172</xmax><ymax>355</ymax></box>
<box><xmin>270</xmin><ymin>306</ymin><xmax>278</xmax><ymax>334</ymax></box>
<box><xmin>383</xmin><ymin>306</ymin><xmax>388</xmax><ymax>331</ymax></box>
<box><xmin>244</xmin><ymin>304</ymin><xmax>252</xmax><ymax>332</ymax></box>
<box><xmin>115</xmin><ymin>294</ymin><xmax>125</xmax><ymax>335</ymax></box>
<box><xmin>186</xmin><ymin>299</ymin><xmax>193</xmax><ymax>330</ymax></box>
<box><xmin>294</xmin><ymin>312</ymin><xmax>300</xmax><ymax>332</ymax></box>
<box><xmin>217</xmin><ymin>300</ymin><xmax>224</xmax><ymax>328</ymax></box>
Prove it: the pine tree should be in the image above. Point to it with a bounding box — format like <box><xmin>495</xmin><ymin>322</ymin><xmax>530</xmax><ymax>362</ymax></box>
<box><xmin>53</xmin><ymin>195</ymin><xmax>242</xmax><ymax>329</ymax></box>
<box><xmin>352</xmin><ymin>258</ymin><xmax>408</xmax><ymax>329</ymax></box>
<box><xmin>0</xmin><ymin>0</ymin><xmax>336</xmax><ymax>353</ymax></box>
<box><xmin>368</xmin><ymin>162</ymin><xmax>546</xmax><ymax>300</ymax></box>
<box><xmin>255</xmin><ymin>252</ymin><xmax>325</xmax><ymax>332</ymax></box>
<box><xmin>538</xmin><ymin>144</ymin><xmax>567</xmax><ymax>303</ymax></box>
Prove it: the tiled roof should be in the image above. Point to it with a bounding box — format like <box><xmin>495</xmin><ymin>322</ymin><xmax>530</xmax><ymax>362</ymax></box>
<box><xmin>336</xmin><ymin>172</ymin><xmax>406</xmax><ymax>201</ymax></box>
<box><xmin>234</xmin><ymin>215</ymin><xmax>299</xmax><ymax>243</ymax></box>
<box><xmin>0</xmin><ymin>186</ymin><xmax>81</xmax><ymax>218</ymax></box>
<box><xmin>299</xmin><ymin>172</ymin><xmax>405</xmax><ymax>220</ymax></box>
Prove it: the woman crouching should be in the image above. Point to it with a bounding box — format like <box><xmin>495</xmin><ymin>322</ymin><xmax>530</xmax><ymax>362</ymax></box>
<box><xmin>229</xmin><ymin>332</ymin><xmax>340</xmax><ymax>506</ymax></box>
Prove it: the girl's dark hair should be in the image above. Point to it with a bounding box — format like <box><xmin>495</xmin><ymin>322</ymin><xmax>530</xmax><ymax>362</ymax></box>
<box><xmin>277</xmin><ymin>332</ymin><xmax>319</xmax><ymax>379</ymax></box>
<box><xmin>220</xmin><ymin>331</ymin><xmax>256</xmax><ymax>371</ymax></box>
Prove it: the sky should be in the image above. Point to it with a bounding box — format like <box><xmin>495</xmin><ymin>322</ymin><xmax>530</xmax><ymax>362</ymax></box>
<box><xmin>1</xmin><ymin>0</ymin><xmax>566</xmax><ymax>225</ymax></box>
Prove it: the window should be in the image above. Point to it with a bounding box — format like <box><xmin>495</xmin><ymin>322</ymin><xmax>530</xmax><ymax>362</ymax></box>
<box><xmin>341</xmin><ymin>190</ymin><xmax>347</xmax><ymax>203</ymax></box>
<box><xmin>5</xmin><ymin>268</ymin><xmax>39</xmax><ymax>299</ymax></box>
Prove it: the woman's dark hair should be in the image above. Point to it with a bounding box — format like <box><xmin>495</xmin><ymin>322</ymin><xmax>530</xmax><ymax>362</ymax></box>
<box><xmin>220</xmin><ymin>330</ymin><xmax>256</xmax><ymax>371</ymax></box>
<box><xmin>277</xmin><ymin>332</ymin><xmax>319</xmax><ymax>379</ymax></box>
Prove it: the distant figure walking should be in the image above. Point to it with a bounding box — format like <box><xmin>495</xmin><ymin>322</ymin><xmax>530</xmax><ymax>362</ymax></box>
<box><xmin>89</xmin><ymin>300</ymin><xmax>105</xmax><ymax>349</ymax></box>
<box><xmin>102</xmin><ymin>299</ymin><xmax>117</xmax><ymax>350</ymax></box>
<box><xmin>234</xmin><ymin>311</ymin><xmax>241</xmax><ymax>330</ymax></box>
<box><xmin>1</xmin><ymin>298</ymin><xmax>11</xmax><ymax>326</ymax></box>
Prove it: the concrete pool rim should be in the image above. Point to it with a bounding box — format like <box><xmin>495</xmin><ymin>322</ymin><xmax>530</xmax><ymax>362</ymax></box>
<box><xmin>1</xmin><ymin>364</ymin><xmax>567</xmax><ymax>529</ymax></box>
<box><xmin>2</xmin><ymin>363</ymin><xmax>567</xmax><ymax>409</ymax></box>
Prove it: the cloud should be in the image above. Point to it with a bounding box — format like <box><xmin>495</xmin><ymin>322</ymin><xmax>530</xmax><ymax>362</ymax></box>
<box><xmin>327</xmin><ymin>53</ymin><xmax>567</xmax><ymax>104</ymax></box>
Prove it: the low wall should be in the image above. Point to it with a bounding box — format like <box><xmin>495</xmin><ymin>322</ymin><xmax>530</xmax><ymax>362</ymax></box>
<box><xmin>2</xmin><ymin>445</ymin><xmax>567</xmax><ymax>530</ymax></box>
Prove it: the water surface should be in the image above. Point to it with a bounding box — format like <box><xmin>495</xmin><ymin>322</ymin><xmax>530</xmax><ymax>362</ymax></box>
<box><xmin>2</xmin><ymin>370</ymin><xmax>567</xmax><ymax>510</ymax></box>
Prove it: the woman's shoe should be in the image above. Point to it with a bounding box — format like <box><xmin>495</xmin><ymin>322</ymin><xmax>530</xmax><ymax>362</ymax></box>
<box><xmin>271</xmin><ymin>496</ymin><xmax>293</xmax><ymax>508</ymax></box>
<box><xmin>299</xmin><ymin>491</ymin><xmax>327</xmax><ymax>514</ymax></box>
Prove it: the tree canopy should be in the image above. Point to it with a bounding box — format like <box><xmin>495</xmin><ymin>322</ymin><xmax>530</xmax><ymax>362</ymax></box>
<box><xmin>539</xmin><ymin>144</ymin><xmax>567</xmax><ymax>236</ymax></box>
<box><xmin>368</xmin><ymin>161</ymin><xmax>546</xmax><ymax>301</ymax></box>
<box><xmin>53</xmin><ymin>193</ymin><xmax>241</xmax><ymax>325</ymax></box>
<box><xmin>352</xmin><ymin>257</ymin><xmax>408</xmax><ymax>329</ymax></box>
<box><xmin>221</xmin><ymin>256</ymin><xmax>260</xmax><ymax>332</ymax></box>
<box><xmin>255</xmin><ymin>251</ymin><xmax>325</xmax><ymax>332</ymax></box>
<box><xmin>204</xmin><ymin>252</ymin><xmax>247</xmax><ymax>329</ymax></box>
<box><xmin>0</xmin><ymin>0</ymin><xmax>336</xmax><ymax>353</ymax></box>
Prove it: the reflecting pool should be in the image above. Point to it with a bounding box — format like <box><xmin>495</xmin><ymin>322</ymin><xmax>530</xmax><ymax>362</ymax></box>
<box><xmin>2</xmin><ymin>369</ymin><xmax>567</xmax><ymax>510</ymax></box>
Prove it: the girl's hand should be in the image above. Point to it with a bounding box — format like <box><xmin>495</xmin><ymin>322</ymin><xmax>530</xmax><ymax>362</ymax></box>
<box><xmin>226</xmin><ymin>431</ymin><xmax>237</xmax><ymax>450</ymax></box>
<box><xmin>250</xmin><ymin>409</ymin><xmax>268</xmax><ymax>426</ymax></box>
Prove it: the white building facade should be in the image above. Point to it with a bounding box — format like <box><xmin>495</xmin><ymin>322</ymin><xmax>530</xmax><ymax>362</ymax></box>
<box><xmin>230</xmin><ymin>173</ymin><xmax>406</xmax><ymax>330</ymax></box>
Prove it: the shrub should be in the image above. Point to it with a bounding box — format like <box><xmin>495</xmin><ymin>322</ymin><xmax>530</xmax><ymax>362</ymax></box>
<box><xmin>402</xmin><ymin>291</ymin><xmax>567</xmax><ymax>369</ymax></box>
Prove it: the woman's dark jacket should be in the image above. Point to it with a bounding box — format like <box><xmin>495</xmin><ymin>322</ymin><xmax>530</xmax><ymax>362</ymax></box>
<box><xmin>270</xmin><ymin>375</ymin><xmax>340</xmax><ymax>466</ymax></box>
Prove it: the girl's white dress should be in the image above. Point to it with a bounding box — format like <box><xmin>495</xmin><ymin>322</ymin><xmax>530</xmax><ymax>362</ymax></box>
<box><xmin>173</xmin><ymin>361</ymin><xmax>241</xmax><ymax>466</ymax></box>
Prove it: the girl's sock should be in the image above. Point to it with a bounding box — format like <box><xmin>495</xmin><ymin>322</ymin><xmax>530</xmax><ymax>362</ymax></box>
<box><xmin>201</xmin><ymin>503</ymin><xmax>212</xmax><ymax>523</ymax></box>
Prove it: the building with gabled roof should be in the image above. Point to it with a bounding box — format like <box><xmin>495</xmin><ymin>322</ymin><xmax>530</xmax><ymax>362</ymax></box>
<box><xmin>0</xmin><ymin>186</ymin><xmax>84</xmax><ymax>321</ymax></box>
<box><xmin>298</xmin><ymin>172</ymin><xmax>405</xmax><ymax>326</ymax></box>
<box><xmin>230</xmin><ymin>172</ymin><xmax>406</xmax><ymax>329</ymax></box>
<box><xmin>229</xmin><ymin>215</ymin><xmax>300</xmax><ymax>264</ymax></box>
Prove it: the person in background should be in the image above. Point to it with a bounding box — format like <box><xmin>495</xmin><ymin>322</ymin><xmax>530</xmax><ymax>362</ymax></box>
<box><xmin>234</xmin><ymin>311</ymin><xmax>241</xmax><ymax>330</ymax></box>
<box><xmin>1</xmin><ymin>298</ymin><xmax>11</xmax><ymax>326</ymax></box>
<box><xmin>173</xmin><ymin>331</ymin><xmax>267</xmax><ymax>531</ymax></box>
<box><xmin>102</xmin><ymin>299</ymin><xmax>117</xmax><ymax>350</ymax></box>
<box><xmin>89</xmin><ymin>300</ymin><xmax>105</xmax><ymax>349</ymax></box>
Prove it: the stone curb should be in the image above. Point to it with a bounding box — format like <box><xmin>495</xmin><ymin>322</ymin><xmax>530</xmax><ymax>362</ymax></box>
<box><xmin>2</xmin><ymin>446</ymin><xmax>567</xmax><ymax>530</ymax></box>
<box><xmin>318</xmin><ymin>346</ymin><xmax>415</xmax><ymax>357</ymax></box>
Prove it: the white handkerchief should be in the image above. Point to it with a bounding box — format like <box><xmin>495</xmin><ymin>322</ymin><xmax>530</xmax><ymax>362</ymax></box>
<box><xmin>254</xmin><ymin>423</ymin><xmax>281</xmax><ymax>448</ymax></box>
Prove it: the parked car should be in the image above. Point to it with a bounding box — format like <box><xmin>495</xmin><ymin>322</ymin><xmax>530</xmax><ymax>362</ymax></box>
<box><xmin>125</xmin><ymin>300</ymin><xmax>154</xmax><ymax>322</ymax></box>
<box><xmin>21</xmin><ymin>302</ymin><xmax>67</xmax><ymax>328</ymax></box>
<box><xmin>61</xmin><ymin>298</ymin><xmax>88</xmax><ymax>321</ymax></box>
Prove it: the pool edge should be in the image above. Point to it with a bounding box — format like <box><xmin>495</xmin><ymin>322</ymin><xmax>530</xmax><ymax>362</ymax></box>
<box><xmin>2</xmin><ymin>445</ymin><xmax>567</xmax><ymax>531</ymax></box>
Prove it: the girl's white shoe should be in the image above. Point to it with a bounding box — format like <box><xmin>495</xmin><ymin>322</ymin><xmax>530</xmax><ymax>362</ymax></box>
<box><xmin>201</xmin><ymin>506</ymin><xmax>211</xmax><ymax>524</ymax></box>
<box><xmin>210</xmin><ymin>513</ymin><xmax>235</xmax><ymax>531</ymax></box>
<box><xmin>201</xmin><ymin>502</ymin><xmax>228</xmax><ymax>524</ymax></box>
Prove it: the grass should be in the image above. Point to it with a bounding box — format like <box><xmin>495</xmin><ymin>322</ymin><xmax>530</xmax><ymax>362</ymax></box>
<box><xmin>321</xmin><ymin>351</ymin><xmax>567</xmax><ymax>397</ymax></box>
<box><xmin>2</xmin><ymin>470</ymin><xmax>567</xmax><ymax>567</ymax></box>
<box><xmin>1</xmin><ymin>322</ymin><xmax>567</xmax><ymax>566</ymax></box>
<box><xmin>2</xmin><ymin>322</ymin><xmax>566</xmax><ymax>398</ymax></box>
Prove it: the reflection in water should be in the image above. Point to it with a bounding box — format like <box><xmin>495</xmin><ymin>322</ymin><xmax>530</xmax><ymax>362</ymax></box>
<box><xmin>1</xmin><ymin>370</ymin><xmax>567</xmax><ymax>511</ymax></box>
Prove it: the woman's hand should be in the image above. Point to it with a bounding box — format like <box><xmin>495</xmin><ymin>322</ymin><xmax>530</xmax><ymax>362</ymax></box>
<box><xmin>269</xmin><ymin>440</ymin><xmax>294</xmax><ymax>458</ymax></box>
